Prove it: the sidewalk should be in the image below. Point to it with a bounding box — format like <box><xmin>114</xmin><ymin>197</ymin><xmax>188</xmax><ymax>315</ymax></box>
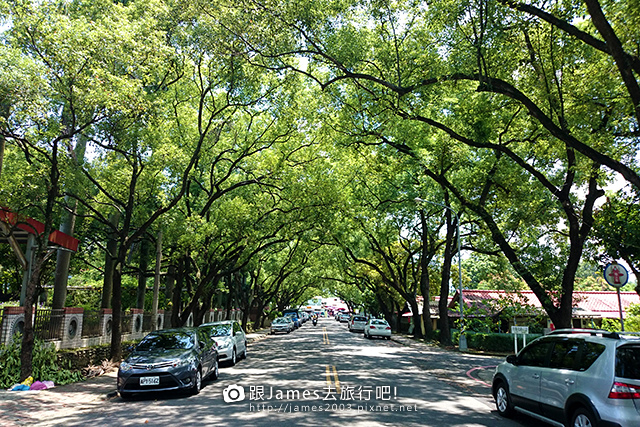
<box><xmin>0</xmin><ymin>371</ymin><xmax>118</xmax><ymax>426</ymax></box>
<box><xmin>0</xmin><ymin>329</ymin><xmax>271</xmax><ymax>426</ymax></box>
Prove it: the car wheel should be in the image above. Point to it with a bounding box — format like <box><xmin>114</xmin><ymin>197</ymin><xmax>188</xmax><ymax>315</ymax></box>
<box><xmin>571</xmin><ymin>407</ymin><xmax>596</xmax><ymax>427</ymax></box>
<box><xmin>230</xmin><ymin>348</ymin><xmax>237</xmax><ymax>366</ymax></box>
<box><xmin>494</xmin><ymin>382</ymin><xmax>514</xmax><ymax>417</ymax></box>
<box><xmin>191</xmin><ymin>368</ymin><xmax>202</xmax><ymax>395</ymax></box>
<box><xmin>210</xmin><ymin>360</ymin><xmax>219</xmax><ymax>380</ymax></box>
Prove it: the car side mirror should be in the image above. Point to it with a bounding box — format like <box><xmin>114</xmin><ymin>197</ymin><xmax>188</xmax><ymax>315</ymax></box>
<box><xmin>506</xmin><ymin>355</ymin><xmax>517</xmax><ymax>365</ymax></box>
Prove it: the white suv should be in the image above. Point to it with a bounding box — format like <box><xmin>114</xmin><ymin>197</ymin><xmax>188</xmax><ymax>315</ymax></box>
<box><xmin>492</xmin><ymin>329</ymin><xmax>640</xmax><ymax>427</ymax></box>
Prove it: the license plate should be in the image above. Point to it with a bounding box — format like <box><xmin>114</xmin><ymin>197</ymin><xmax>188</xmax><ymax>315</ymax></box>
<box><xmin>140</xmin><ymin>376</ymin><xmax>160</xmax><ymax>386</ymax></box>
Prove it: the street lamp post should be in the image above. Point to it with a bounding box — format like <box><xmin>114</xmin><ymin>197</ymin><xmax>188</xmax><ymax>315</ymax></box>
<box><xmin>415</xmin><ymin>197</ymin><xmax>467</xmax><ymax>351</ymax></box>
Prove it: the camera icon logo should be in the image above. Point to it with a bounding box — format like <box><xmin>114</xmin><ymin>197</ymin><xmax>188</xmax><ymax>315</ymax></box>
<box><xmin>223</xmin><ymin>384</ymin><xmax>245</xmax><ymax>403</ymax></box>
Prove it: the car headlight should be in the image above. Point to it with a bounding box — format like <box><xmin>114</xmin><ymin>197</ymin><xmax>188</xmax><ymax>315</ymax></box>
<box><xmin>120</xmin><ymin>362</ymin><xmax>133</xmax><ymax>372</ymax></box>
<box><xmin>217</xmin><ymin>339</ymin><xmax>232</xmax><ymax>349</ymax></box>
<box><xmin>171</xmin><ymin>358</ymin><xmax>193</xmax><ymax>368</ymax></box>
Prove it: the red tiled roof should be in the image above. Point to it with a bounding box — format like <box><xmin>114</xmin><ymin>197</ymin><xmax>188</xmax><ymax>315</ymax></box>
<box><xmin>448</xmin><ymin>289</ymin><xmax>640</xmax><ymax>317</ymax></box>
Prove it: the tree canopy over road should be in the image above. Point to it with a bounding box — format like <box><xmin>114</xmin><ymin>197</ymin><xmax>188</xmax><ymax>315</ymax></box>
<box><xmin>0</xmin><ymin>0</ymin><xmax>638</xmax><ymax>374</ymax></box>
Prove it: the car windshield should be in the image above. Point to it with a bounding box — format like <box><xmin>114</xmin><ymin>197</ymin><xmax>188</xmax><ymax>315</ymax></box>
<box><xmin>136</xmin><ymin>331</ymin><xmax>194</xmax><ymax>351</ymax></box>
<box><xmin>274</xmin><ymin>318</ymin><xmax>288</xmax><ymax>324</ymax></box>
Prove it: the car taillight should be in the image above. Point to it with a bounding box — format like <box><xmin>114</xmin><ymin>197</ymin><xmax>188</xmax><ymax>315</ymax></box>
<box><xmin>609</xmin><ymin>382</ymin><xmax>640</xmax><ymax>399</ymax></box>
<box><xmin>385</xmin><ymin>327</ymin><xmax>391</xmax><ymax>330</ymax></box>
<box><xmin>370</xmin><ymin>325</ymin><xmax>376</xmax><ymax>329</ymax></box>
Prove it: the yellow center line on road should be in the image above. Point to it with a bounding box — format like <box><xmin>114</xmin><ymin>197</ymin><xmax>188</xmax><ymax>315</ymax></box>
<box><xmin>322</xmin><ymin>327</ymin><xmax>330</xmax><ymax>344</ymax></box>
<box><xmin>325</xmin><ymin>365</ymin><xmax>341</xmax><ymax>394</ymax></box>
<box><xmin>332</xmin><ymin>365</ymin><xmax>341</xmax><ymax>394</ymax></box>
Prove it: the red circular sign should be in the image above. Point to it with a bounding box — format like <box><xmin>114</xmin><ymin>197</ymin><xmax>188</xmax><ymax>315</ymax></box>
<box><xmin>604</xmin><ymin>263</ymin><xmax>629</xmax><ymax>288</ymax></box>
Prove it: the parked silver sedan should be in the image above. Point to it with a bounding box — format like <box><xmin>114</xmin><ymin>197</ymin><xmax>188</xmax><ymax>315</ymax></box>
<box><xmin>270</xmin><ymin>317</ymin><xmax>294</xmax><ymax>334</ymax></box>
<box><xmin>363</xmin><ymin>319</ymin><xmax>392</xmax><ymax>339</ymax></box>
<box><xmin>199</xmin><ymin>321</ymin><xmax>247</xmax><ymax>366</ymax></box>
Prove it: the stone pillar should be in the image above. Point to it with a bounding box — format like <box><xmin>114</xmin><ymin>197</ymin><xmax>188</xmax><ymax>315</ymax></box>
<box><xmin>62</xmin><ymin>307</ymin><xmax>84</xmax><ymax>348</ymax></box>
<box><xmin>1</xmin><ymin>306</ymin><xmax>25</xmax><ymax>345</ymax></box>
<box><xmin>130</xmin><ymin>308</ymin><xmax>144</xmax><ymax>335</ymax></box>
<box><xmin>101</xmin><ymin>308</ymin><xmax>113</xmax><ymax>337</ymax></box>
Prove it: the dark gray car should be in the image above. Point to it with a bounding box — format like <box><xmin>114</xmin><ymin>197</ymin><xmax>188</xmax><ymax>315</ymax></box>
<box><xmin>117</xmin><ymin>328</ymin><xmax>218</xmax><ymax>398</ymax></box>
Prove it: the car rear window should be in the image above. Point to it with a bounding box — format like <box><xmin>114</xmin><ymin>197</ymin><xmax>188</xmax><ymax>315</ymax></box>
<box><xmin>353</xmin><ymin>316</ymin><xmax>366</xmax><ymax>321</ymax></box>
<box><xmin>616</xmin><ymin>346</ymin><xmax>640</xmax><ymax>379</ymax></box>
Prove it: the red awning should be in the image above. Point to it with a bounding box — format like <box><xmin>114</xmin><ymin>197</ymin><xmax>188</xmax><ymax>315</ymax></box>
<box><xmin>0</xmin><ymin>207</ymin><xmax>79</xmax><ymax>252</ymax></box>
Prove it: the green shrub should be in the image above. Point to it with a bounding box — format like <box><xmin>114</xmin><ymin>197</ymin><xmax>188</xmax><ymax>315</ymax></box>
<box><xmin>0</xmin><ymin>335</ymin><xmax>85</xmax><ymax>389</ymax></box>
<box><xmin>452</xmin><ymin>331</ymin><xmax>542</xmax><ymax>353</ymax></box>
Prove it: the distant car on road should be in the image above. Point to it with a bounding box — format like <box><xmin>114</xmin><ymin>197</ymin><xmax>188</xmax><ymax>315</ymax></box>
<box><xmin>117</xmin><ymin>328</ymin><xmax>218</xmax><ymax>398</ymax></box>
<box><xmin>283</xmin><ymin>312</ymin><xmax>301</xmax><ymax>328</ymax></box>
<box><xmin>349</xmin><ymin>315</ymin><xmax>368</xmax><ymax>332</ymax></box>
<box><xmin>338</xmin><ymin>312</ymin><xmax>351</xmax><ymax>323</ymax></box>
<box><xmin>492</xmin><ymin>329</ymin><xmax>640</xmax><ymax>427</ymax></box>
<box><xmin>199</xmin><ymin>320</ymin><xmax>247</xmax><ymax>366</ymax></box>
<box><xmin>270</xmin><ymin>317</ymin><xmax>294</xmax><ymax>334</ymax></box>
<box><xmin>363</xmin><ymin>319</ymin><xmax>392</xmax><ymax>339</ymax></box>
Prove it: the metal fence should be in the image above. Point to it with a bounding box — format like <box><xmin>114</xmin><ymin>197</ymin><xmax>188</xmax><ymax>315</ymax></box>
<box><xmin>33</xmin><ymin>308</ymin><xmax>64</xmax><ymax>341</ymax></box>
<box><xmin>121</xmin><ymin>312</ymin><xmax>132</xmax><ymax>334</ymax></box>
<box><xmin>82</xmin><ymin>310</ymin><xmax>102</xmax><ymax>338</ymax></box>
<box><xmin>142</xmin><ymin>313</ymin><xmax>153</xmax><ymax>331</ymax></box>
<box><xmin>0</xmin><ymin>308</ymin><xmax>244</xmax><ymax>346</ymax></box>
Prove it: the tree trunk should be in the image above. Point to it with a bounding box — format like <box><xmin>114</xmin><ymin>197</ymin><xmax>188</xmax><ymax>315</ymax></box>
<box><xmin>101</xmin><ymin>212</ymin><xmax>120</xmax><ymax>309</ymax></box>
<box><xmin>136</xmin><ymin>237</ymin><xmax>150</xmax><ymax>309</ymax></box>
<box><xmin>110</xmin><ymin>259</ymin><xmax>124</xmax><ymax>363</ymax></box>
<box><xmin>419</xmin><ymin>210</ymin><xmax>433</xmax><ymax>337</ymax></box>
<box><xmin>51</xmin><ymin>199</ymin><xmax>78</xmax><ymax>309</ymax></box>
<box><xmin>165</xmin><ymin>263</ymin><xmax>175</xmax><ymax>303</ymax></box>
<box><xmin>20</xmin><ymin>255</ymin><xmax>43</xmax><ymax>380</ymax></box>
<box><xmin>151</xmin><ymin>231</ymin><xmax>162</xmax><ymax>331</ymax></box>
<box><xmin>52</xmin><ymin>137</ymin><xmax>86</xmax><ymax>310</ymax></box>
<box><xmin>409</xmin><ymin>299</ymin><xmax>423</xmax><ymax>338</ymax></box>
<box><xmin>438</xmin><ymin>204</ymin><xmax>456</xmax><ymax>345</ymax></box>
<box><xmin>171</xmin><ymin>257</ymin><xmax>185</xmax><ymax>328</ymax></box>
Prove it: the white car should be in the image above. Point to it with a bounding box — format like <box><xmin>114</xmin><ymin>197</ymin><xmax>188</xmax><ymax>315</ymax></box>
<box><xmin>493</xmin><ymin>329</ymin><xmax>640</xmax><ymax>427</ymax></box>
<box><xmin>349</xmin><ymin>315</ymin><xmax>368</xmax><ymax>332</ymax></box>
<box><xmin>363</xmin><ymin>319</ymin><xmax>392</xmax><ymax>339</ymax></box>
<box><xmin>199</xmin><ymin>321</ymin><xmax>247</xmax><ymax>366</ymax></box>
<box><xmin>270</xmin><ymin>317</ymin><xmax>294</xmax><ymax>334</ymax></box>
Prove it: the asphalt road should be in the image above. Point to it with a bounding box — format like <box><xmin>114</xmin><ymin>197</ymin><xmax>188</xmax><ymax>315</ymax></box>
<box><xmin>25</xmin><ymin>318</ymin><xmax>540</xmax><ymax>426</ymax></box>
